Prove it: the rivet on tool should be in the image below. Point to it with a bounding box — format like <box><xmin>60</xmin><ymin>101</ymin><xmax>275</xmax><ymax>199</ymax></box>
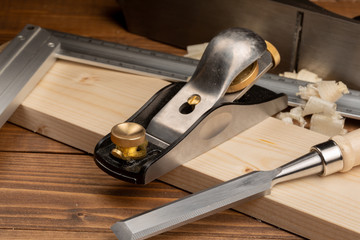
<box><xmin>187</xmin><ymin>94</ymin><xmax>201</xmax><ymax>106</ymax></box>
<box><xmin>110</xmin><ymin>122</ymin><xmax>148</xmax><ymax>161</ymax></box>
<box><xmin>179</xmin><ymin>94</ymin><xmax>201</xmax><ymax>114</ymax></box>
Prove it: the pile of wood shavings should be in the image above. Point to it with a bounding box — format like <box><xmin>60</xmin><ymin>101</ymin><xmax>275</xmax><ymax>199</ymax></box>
<box><xmin>277</xmin><ymin>69</ymin><xmax>349</xmax><ymax>136</ymax></box>
<box><xmin>184</xmin><ymin>43</ymin><xmax>208</xmax><ymax>60</ymax></box>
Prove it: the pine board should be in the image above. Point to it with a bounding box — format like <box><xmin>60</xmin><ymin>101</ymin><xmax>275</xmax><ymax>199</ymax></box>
<box><xmin>9</xmin><ymin>59</ymin><xmax>360</xmax><ymax>240</ymax></box>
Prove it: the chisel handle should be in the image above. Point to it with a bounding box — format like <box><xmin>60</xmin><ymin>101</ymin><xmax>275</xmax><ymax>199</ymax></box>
<box><xmin>332</xmin><ymin>128</ymin><xmax>360</xmax><ymax>172</ymax></box>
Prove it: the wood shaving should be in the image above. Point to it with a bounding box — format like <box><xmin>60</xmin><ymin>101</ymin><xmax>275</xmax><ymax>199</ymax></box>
<box><xmin>302</xmin><ymin>96</ymin><xmax>336</xmax><ymax>116</ymax></box>
<box><xmin>276</xmin><ymin>106</ymin><xmax>306</xmax><ymax>127</ymax></box>
<box><xmin>281</xmin><ymin>71</ymin><xmax>298</xmax><ymax>79</ymax></box>
<box><xmin>276</xmin><ymin>112</ymin><xmax>293</xmax><ymax>124</ymax></box>
<box><xmin>184</xmin><ymin>42</ymin><xmax>208</xmax><ymax>60</ymax></box>
<box><xmin>280</xmin><ymin>69</ymin><xmax>322</xmax><ymax>82</ymax></box>
<box><xmin>310</xmin><ymin>113</ymin><xmax>347</xmax><ymax>136</ymax></box>
<box><xmin>316</xmin><ymin>80</ymin><xmax>349</xmax><ymax>102</ymax></box>
<box><xmin>276</xmin><ymin>69</ymin><xmax>349</xmax><ymax>136</ymax></box>
<box><xmin>289</xmin><ymin>106</ymin><xmax>306</xmax><ymax>127</ymax></box>
<box><xmin>297</xmin><ymin>84</ymin><xmax>319</xmax><ymax>100</ymax></box>
<box><xmin>296</xmin><ymin>69</ymin><xmax>322</xmax><ymax>82</ymax></box>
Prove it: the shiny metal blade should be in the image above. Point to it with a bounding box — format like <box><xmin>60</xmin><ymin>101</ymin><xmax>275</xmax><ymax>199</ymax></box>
<box><xmin>111</xmin><ymin>170</ymin><xmax>279</xmax><ymax>240</ymax></box>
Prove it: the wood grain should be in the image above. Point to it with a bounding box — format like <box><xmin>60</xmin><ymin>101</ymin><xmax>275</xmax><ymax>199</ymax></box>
<box><xmin>0</xmin><ymin>136</ymin><xmax>299</xmax><ymax>240</ymax></box>
<box><xmin>7</xmin><ymin>52</ymin><xmax>360</xmax><ymax>239</ymax></box>
<box><xmin>0</xmin><ymin>123</ymin><xmax>81</xmax><ymax>153</ymax></box>
<box><xmin>10</xmin><ymin>60</ymin><xmax>168</xmax><ymax>153</ymax></box>
<box><xmin>160</xmin><ymin>118</ymin><xmax>360</xmax><ymax>239</ymax></box>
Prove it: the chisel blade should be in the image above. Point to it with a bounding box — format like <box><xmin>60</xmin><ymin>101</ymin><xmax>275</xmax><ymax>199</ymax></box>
<box><xmin>111</xmin><ymin>170</ymin><xmax>279</xmax><ymax>240</ymax></box>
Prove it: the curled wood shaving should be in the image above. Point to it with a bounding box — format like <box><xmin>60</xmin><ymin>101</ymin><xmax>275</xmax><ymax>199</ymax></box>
<box><xmin>302</xmin><ymin>96</ymin><xmax>336</xmax><ymax>116</ymax></box>
<box><xmin>297</xmin><ymin>84</ymin><xmax>319</xmax><ymax>100</ymax></box>
<box><xmin>296</xmin><ymin>79</ymin><xmax>349</xmax><ymax>103</ymax></box>
<box><xmin>280</xmin><ymin>69</ymin><xmax>322</xmax><ymax>83</ymax></box>
<box><xmin>184</xmin><ymin>42</ymin><xmax>208</xmax><ymax>60</ymax></box>
<box><xmin>316</xmin><ymin>81</ymin><xmax>349</xmax><ymax>102</ymax></box>
<box><xmin>310</xmin><ymin>113</ymin><xmax>347</xmax><ymax>136</ymax></box>
<box><xmin>277</xmin><ymin>69</ymin><xmax>349</xmax><ymax>136</ymax></box>
<box><xmin>276</xmin><ymin>106</ymin><xmax>306</xmax><ymax>127</ymax></box>
<box><xmin>296</xmin><ymin>69</ymin><xmax>323</xmax><ymax>82</ymax></box>
<box><xmin>280</xmin><ymin>71</ymin><xmax>298</xmax><ymax>79</ymax></box>
<box><xmin>276</xmin><ymin>112</ymin><xmax>293</xmax><ymax>125</ymax></box>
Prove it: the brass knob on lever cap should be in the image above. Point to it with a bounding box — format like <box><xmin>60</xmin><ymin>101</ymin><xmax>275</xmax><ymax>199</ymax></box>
<box><xmin>110</xmin><ymin>122</ymin><xmax>148</xmax><ymax>161</ymax></box>
<box><xmin>265</xmin><ymin>40</ymin><xmax>280</xmax><ymax>69</ymax></box>
<box><xmin>226</xmin><ymin>40</ymin><xmax>280</xmax><ymax>93</ymax></box>
<box><xmin>227</xmin><ymin>61</ymin><xmax>259</xmax><ymax>93</ymax></box>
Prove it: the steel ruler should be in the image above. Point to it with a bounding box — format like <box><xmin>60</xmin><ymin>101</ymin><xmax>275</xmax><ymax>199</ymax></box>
<box><xmin>1</xmin><ymin>25</ymin><xmax>359</xmax><ymax>129</ymax></box>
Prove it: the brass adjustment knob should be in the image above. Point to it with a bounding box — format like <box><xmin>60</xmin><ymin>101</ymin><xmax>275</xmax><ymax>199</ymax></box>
<box><xmin>265</xmin><ymin>40</ymin><xmax>280</xmax><ymax>69</ymax></box>
<box><xmin>227</xmin><ymin>61</ymin><xmax>259</xmax><ymax>93</ymax></box>
<box><xmin>110</xmin><ymin>122</ymin><xmax>148</xmax><ymax>161</ymax></box>
<box><xmin>226</xmin><ymin>40</ymin><xmax>280</xmax><ymax>93</ymax></box>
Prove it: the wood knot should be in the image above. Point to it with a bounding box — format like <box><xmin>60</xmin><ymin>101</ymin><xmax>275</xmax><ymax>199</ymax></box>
<box><xmin>244</xmin><ymin>167</ymin><xmax>253</xmax><ymax>173</ymax></box>
<box><xmin>75</xmin><ymin>73</ymin><xmax>99</xmax><ymax>85</ymax></box>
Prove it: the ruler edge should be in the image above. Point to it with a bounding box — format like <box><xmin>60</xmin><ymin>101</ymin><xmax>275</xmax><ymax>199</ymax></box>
<box><xmin>1</xmin><ymin>24</ymin><xmax>359</xmax><ymax>129</ymax></box>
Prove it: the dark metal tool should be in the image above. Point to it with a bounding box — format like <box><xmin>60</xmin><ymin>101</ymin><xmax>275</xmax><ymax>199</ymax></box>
<box><xmin>111</xmin><ymin>128</ymin><xmax>360</xmax><ymax>240</ymax></box>
<box><xmin>94</xmin><ymin>28</ymin><xmax>288</xmax><ymax>184</ymax></box>
<box><xmin>119</xmin><ymin>0</ymin><xmax>360</xmax><ymax>90</ymax></box>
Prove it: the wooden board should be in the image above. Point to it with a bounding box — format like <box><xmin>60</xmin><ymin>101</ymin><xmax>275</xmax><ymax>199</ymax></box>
<box><xmin>9</xmin><ymin>59</ymin><xmax>360</xmax><ymax>240</ymax></box>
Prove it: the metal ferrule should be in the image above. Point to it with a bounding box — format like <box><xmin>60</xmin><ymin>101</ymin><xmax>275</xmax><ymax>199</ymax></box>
<box><xmin>272</xmin><ymin>151</ymin><xmax>324</xmax><ymax>185</ymax></box>
<box><xmin>311</xmin><ymin>140</ymin><xmax>343</xmax><ymax>176</ymax></box>
<box><xmin>273</xmin><ymin>140</ymin><xmax>343</xmax><ymax>185</ymax></box>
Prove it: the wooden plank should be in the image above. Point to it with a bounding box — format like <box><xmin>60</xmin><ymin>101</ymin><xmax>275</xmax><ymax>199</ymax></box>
<box><xmin>160</xmin><ymin>118</ymin><xmax>360</xmax><ymax>239</ymax></box>
<box><xmin>8</xmin><ymin>59</ymin><xmax>360</xmax><ymax>240</ymax></box>
<box><xmin>0</xmin><ymin>151</ymin><xmax>298</xmax><ymax>240</ymax></box>
<box><xmin>0</xmin><ymin>123</ymin><xmax>82</xmax><ymax>153</ymax></box>
<box><xmin>10</xmin><ymin>60</ymin><xmax>168</xmax><ymax>153</ymax></box>
<box><xmin>0</xmin><ymin>230</ymin><xmax>114</xmax><ymax>240</ymax></box>
<box><xmin>0</xmin><ymin>230</ymin><xmax>299</xmax><ymax>240</ymax></box>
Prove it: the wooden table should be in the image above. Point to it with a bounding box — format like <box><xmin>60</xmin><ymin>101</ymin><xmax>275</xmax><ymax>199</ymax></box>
<box><xmin>0</xmin><ymin>1</ymin><xmax>359</xmax><ymax>239</ymax></box>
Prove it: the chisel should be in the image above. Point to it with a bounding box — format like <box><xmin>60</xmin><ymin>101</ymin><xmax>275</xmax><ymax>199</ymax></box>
<box><xmin>111</xmin><ymin>128</ymin><xmax>360</xmax><ymax>240</ymax></box>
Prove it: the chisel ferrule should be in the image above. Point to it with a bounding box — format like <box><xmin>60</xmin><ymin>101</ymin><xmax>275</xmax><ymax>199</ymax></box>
<box><xmin>311</xmin><ymin>140</ymin><xmax>343</xmax><ymax>176</ymax></box>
